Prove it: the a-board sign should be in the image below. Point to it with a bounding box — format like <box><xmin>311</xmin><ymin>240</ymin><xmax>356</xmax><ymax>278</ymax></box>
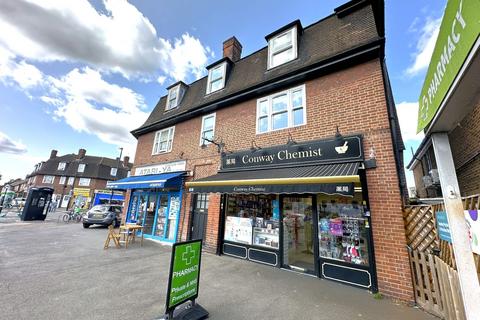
<box><xmin>166</xmin><ymin>239</ymin><xmax>202</xmax><ymax>313</ymax></box>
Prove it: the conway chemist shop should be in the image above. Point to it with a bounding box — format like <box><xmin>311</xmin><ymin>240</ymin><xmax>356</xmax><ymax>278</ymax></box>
<box><xmin>187</xmin><ymin>135</ymin><xmax>377</xmax><ymax>290</ymax></box>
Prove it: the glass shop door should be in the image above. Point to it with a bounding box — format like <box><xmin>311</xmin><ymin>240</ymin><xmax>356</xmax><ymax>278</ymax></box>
<box><xmin>282</xmin><ymin>196</ymin><xmax>316</xmax><ymax>273</ymax></box>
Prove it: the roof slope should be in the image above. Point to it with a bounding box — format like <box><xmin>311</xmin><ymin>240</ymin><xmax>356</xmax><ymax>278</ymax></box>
<box><xmin>29</xmin><ymin>154</ymin><xmax>133</xmax><ymax>180</ymax></box>
<box><xmin>134</xmin><ymin>3</ymin><xmax>381</xmax><ymax>136</ymax></box>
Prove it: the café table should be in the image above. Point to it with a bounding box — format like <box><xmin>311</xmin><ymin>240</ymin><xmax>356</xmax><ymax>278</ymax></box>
<box><xmin>119</xmin><ymin>224</ymin><xmax>144</xmax><ymax>248</ymax></box>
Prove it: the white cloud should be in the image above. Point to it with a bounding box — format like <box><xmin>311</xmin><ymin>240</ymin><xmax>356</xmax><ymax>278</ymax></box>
<box><xmin>0</xmin><ymin>48</ymin><xmax>44</xmax><ymax>89</ymax></box>
<box><xmin>0</xmin><ymin>0</ymin><xmax>213</xmax><ymax>81</ymax></box>
<box><xmin>397</xmin><ymin>101</ymin><xmax>425</xmax><ymax>142</ymax></box>
<box><xmin>157</xmin><ymin>75</ymin><xmax>167</xmax><ymax>85</ymax></box>
<box><xmin>405</xmin><ymin>16</ymin><xmax>442</xmax><ymax>76</ymax></box>
<box><xmin>0</xmin><ymin>131</ymin><xmax>27</xmax><ymax>155</ymax></box>
<box><xmin>38</xmin><ymin>67</ymin><xmax>149</xmax><ymax>154</ymax></box>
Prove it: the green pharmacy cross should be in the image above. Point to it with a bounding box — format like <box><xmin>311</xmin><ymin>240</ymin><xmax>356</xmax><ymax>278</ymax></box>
<box><xmin>182</xmin><ymin>245</ymin><xmax>196</xmax><ymax>265</ymax></box>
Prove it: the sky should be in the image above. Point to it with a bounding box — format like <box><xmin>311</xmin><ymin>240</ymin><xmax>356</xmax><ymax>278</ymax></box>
<box><xmin>0</xmin><ymin>0</ymin><xmax>446</xmax><ymax>188</ymax></box>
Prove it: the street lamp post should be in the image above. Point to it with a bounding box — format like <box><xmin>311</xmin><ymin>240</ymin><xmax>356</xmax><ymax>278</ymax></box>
<box><xmin>109</xmin><ymin>147</ymin><xmax>123</xmax><ymax>204</ymax></box>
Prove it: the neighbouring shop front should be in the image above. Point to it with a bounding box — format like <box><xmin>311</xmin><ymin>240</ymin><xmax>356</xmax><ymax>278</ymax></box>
<box><xmin>187</xmin><ymin>135</ymin><xmax>377</xmax><ymax>291</ymax></box>
<box><xmin>107</xmin><ymin>160</ymin><xmax>186</xmax><ymax>243</ymax></box>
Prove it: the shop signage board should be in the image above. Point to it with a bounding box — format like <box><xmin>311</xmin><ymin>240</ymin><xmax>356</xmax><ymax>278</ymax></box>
<box><xmin>189</xmin><ymin>182</ymin><xmax>355</xmax><ymax>196</ymax></box>
<box><xmin>134</xmin><ymin>160</ymin><xmax>186</xmax><ymax>176</ymax></box>
<box><xmin>165</xmin><ymin>239</ymin><xmax>203</xmax><ymax>315</ymax></box>
<box><xmin>222</xmin><ymin>135</ymin><xmax>363</xmax><ymax>171</ymax></box>
<box><xmin>465</xmin><ymin>210</ymin><xmax>480</xmax><ymax>254</ymax></box>
<box><xmin>436</xmin><ymin>211</ymin><xmax>452</xmax><ymax>243</ymax></box>
<box><xmin>417</xmin><ymin>0</ymin><xmax>480</xmax><ymax>132</ymax></box>
<box><xmin>73</xmin><ymin>188</ymin><xmax>90</xmax><ymax>197</ymax></box>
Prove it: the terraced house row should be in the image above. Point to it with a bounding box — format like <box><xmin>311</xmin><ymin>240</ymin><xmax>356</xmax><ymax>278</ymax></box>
<box><xmin>108</xmin><ymin>0</ymin><xmax>414</xmax><ymax>302</ymax></box>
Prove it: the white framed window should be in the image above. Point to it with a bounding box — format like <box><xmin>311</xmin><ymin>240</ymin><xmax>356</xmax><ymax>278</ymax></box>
<box><xmin>57</xmin><ymin>162</ymin><xmax>66</xmax><ymax>171</ymax></box>
<box><xmin>152</xmin><ymin>126</ymin><xmax>175</xmax><ymax>155</ymax></box>
<box><xmin>77</xmin><ymin>163</ymin><xmax>85</xmax><ymax>173</ymax></box>
<box><xmin>256</xmin><ymin>84</ymin><xmax>306</xmax><ymax>134</ymax></box>
<box><xmin>268</xmin><ymin>27</ymin><xmax>298</xmax><ymax>69</ymax></box>
<box><xmin>67</xmin><ymin>177</ymin><xmax>74</xmax><ymax>186</ymax></box>
<box><xmin>42</xmin><ymin>175</ymin><xmax>54</xmax><ymax>184</ymax></box>
<box><xmin>200</xmin><ymin>113</ymin><xmax>216</xmax><ymax>145</ymax></box>
<box><xmin>206</xmin><ymin>62</ymin><xmax>227</xmax><ymax>94</ymax></box>
<box><xmin>59</xmin><ymin>176</ymin><xmax>66</xmax><ymax>185</ymax></box>
<box><xmin>110</xmin><ymin>167</ymin><xmax>118</xmax><ymax>176</ymax></box>
<box><xmin>166</xmin><ymin>85</ymin><xmax>183</xmax><ymax>111</ymax></box>
<box><xmin>78</xmin><ymin>178</ymin><xmax>90</xmax><ymax>186</ymax></box>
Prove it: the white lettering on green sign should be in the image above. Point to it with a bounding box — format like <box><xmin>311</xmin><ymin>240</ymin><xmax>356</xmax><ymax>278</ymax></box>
<box><xmin>167</xmin><ymin>241</ymin><xmax>202</xmax><ymax>310</ymax></box>
<box><xmin>417</xmin><ymin>0</ymin><xmax>480</xmax><ymax>132</ymax></box>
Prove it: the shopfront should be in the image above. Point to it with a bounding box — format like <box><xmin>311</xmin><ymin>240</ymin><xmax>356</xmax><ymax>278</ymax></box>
<box><xmin>107</xmin><ymin>161</ymin><xmax>186</xmax><ymax>243</ymax></box>
<box><xmin>187</xmin><ymin>135</ymin><xmax>377</xmax><ymax>290</ymax></box>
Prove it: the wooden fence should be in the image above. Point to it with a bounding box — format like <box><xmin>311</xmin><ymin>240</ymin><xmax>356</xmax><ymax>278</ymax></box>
<box><xmin>404</xmin><ymin>196</ymin><xmax>480</xmax><ymax>319</ymax></box>
<box><xmin>409</xmin><ymin>249</ymin><xmax>466</xmax><ymax>320</ymax></box>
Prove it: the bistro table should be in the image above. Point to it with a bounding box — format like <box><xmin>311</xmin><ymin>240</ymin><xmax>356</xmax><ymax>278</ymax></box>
<box><xmin>119</xmin><ymin>224</ymin><xmax>144</xmax><ymax>248</ymax></box>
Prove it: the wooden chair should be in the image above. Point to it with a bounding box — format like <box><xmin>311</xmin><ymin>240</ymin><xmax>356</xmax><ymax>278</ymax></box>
<box><xmin>119</xmin><ymin>223</ymin><xmax>135</xmax><ymax>249</ymax></box>
<box><xmin>104</xmin><ymin>224</ymin><xmax>121</xmax><ymax>249</ymax></box>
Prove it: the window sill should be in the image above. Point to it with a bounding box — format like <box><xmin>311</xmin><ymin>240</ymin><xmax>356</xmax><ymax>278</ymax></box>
<box><xmin>256</xmin><ymin>123</ymin><xmax>306</xmax><ymax>136</ymax></box>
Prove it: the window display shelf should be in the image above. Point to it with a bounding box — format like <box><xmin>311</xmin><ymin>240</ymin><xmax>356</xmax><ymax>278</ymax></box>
<box><xmin>253</xmin><ymin>227</ymin><xmax>279</xmax><ymax>249</ymax></box>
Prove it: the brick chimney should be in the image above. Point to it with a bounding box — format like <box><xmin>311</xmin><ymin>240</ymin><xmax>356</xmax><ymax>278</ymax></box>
<box><xmin>223</xmin><ymin>37</ymin><xmax>242</xmax><ymax>62</ymax></box>
<box><xmin>50</xmin><ymin>150</ymin><xmax>58</xmax><ymax>159</ymax></box>
<box><xmin>78</xmin><ymin>148</ymin><xmax>86</xmax><ymax>159</ymax></box>
<box><xmin>123</xmin><ymin>156</ymin><xmax>130</xmax><ymax>168</ymax></box>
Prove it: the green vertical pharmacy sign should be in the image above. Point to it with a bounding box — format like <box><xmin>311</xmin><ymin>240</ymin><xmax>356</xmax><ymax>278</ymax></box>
<box><xmin>166</xmin><ymin>239</ymin><xmax>203</xmax><ymax>313</ymax></box>
<box><xmin>417</xmin><ymin>0</ymin><xmax>480</xmax><ymax>132</ymax></box>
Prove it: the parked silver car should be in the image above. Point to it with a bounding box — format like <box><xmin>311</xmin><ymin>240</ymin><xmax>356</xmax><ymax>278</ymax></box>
<box><xmin>82</xmin><ymin>205</ymin><xmax>123</xmax><ymax>228</ymax></box>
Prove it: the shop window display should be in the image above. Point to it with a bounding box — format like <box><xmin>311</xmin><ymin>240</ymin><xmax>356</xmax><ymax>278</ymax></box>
<box><xmin>317</xmin><ymin>194</ymin><xmax>369</xmax><ymax>266</ymax></box>
<box><xmin>225</xmin><ymin>194</ymin><xmax>279</xmax><ymax>249</ymax></box>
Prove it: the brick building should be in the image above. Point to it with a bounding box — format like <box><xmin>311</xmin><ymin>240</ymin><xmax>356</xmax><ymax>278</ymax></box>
<box><xmin>27</xmin><ymin>149</ymin><xmax>132</xmax><ymax>208</ymax></box>
<box><xmin>111</xmin><ymin>0</ymin><xmax>413</xmax><ymax>301</ymax></box>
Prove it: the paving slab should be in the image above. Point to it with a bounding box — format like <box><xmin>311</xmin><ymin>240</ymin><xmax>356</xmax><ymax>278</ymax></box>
<box><xmin>0</xmin><ymin>220</ymin><xmax>437</xmax><ymax>320</ymax></box>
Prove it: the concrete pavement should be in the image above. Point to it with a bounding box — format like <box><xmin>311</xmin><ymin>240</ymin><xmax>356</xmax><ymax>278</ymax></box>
<box><xmin>0</xmin><ymin>218</ymin><xmax>437</xmax><ymax>320</ymax></box>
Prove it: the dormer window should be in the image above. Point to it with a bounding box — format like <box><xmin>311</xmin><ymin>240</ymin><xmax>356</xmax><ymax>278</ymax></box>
<box><xmin>267</xmin><ymin>26</ymin><xmax>298</xmax><ymax>69</ymax></box>
<box><xmin>57</xmin><ymin>162</ymin><xmax>66</xmax><ymax>171</ymax></box>
<box><xmin>206</xmin><ymin>62</ymin><xmax>227</xmax><ymax>94</ymax></box>
<box><xmin>165</xmin><ymin>82</ymin><xmax>187</xmax><ymax>111</ymax></box>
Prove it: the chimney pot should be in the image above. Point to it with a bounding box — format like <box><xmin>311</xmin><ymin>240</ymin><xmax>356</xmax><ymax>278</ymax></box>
<box><xmin>50</xmin><ymin>150</ymin><xmax>58</xmax><ymax>159</ymax></box>
<box><xmin>78</xmin><ymin>148</ymin><xmax>86</xmax><ymax>159</ymax></box>
<box><xmin>223</xmin><ymin>36</ymin><xmax>242</xmax><ymax>62</ymax></box>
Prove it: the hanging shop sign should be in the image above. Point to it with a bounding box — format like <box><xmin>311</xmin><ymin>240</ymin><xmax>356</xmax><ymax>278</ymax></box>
<box><xmin>417</xmin><ymin>0</ymin><xmax>480</xmax><ymax>132</ymax></box>
<box><xmin>222</xmin><ymin>135</ymin><xmax>363</xmax><ymax>171</ymax></box>
<box><xmin>436</xmin><ymin>211</ymin><xmax>452</xmax><ymax>243</ymax></box>
<box><xmin>465</xmin><ymin>210</ymin><xmax>480</xmax><ymax>255</ymax></box>
<box><xmin>165</xmin><ymin>239</ymin><xmax>207</xmax><ymax>317</ymax></box>
<box><xmin>134</xmin><ymin>160</ymin><xmax>186</xmax><ymax>176</ymax></box>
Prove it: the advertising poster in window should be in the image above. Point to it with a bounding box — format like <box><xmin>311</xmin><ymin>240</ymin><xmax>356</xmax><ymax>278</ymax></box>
<box><xmin>169</xmin><ymin>196</ymin><xmax>180</xmax><ymax>219</ymax></box>
<box><xmin>224</xmin><ymin>216</ymin><xmax>252</xmax><ymax>244</ymax></box>
<box><xmin>465</xmin><ymin>210</ymin><xmax>480</xmax><ymax>255</ymax></box>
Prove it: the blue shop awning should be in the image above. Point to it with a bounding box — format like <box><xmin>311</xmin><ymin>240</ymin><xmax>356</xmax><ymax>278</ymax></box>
<box><xmin>106</xmin><ymin>172</ymin><xmax>184</xmax><ymax>190</ymax></box>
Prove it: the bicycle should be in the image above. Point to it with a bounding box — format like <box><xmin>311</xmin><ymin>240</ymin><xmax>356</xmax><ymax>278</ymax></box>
<box><xmin>60</xmin><ymin>209</ymin><xmax>83</xmax><ymax>223</ymax></box>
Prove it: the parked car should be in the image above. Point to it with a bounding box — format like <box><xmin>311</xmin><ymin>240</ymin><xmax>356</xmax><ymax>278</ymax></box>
<box><xmin>82</xmin><ymin>204</ymin><xmax>123</xmax><ymax>228</ymax></box>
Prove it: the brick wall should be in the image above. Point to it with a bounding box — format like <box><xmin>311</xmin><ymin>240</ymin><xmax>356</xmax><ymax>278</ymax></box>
<box><xmin>449</xmin><ymin>100</ymin><xmax>480</xmax><ymax>196</ymax></box>
<box><xmin>133</xmin><ymin>59</ymin><xmax>413</xmax><ymax>301</ymax></box>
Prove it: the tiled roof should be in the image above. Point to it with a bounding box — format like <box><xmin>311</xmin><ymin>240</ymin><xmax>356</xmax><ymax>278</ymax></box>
<box><xmin>28</xmin><ymin>154</ymin><xmax>133</xmax><ymax>180</ymax></box>
<box><xmin>133</xmin><ymin>2</ymin><xmax>381</xmax><ymax>136</ymax></box>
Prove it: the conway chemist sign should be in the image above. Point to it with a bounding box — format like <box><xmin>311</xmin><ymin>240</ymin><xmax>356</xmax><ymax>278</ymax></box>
<box><xmin>417</xmin><ymin>0</ymin><xmax>480</xmax><ymax>132</ymax></box>
<box><xmin>222</xmin><ymin>135</ymin><xmax>363</xmax><ymax>171</ymax></box>
<box><xmin>165</xmin><ymin>239</ymin><xmax>202</xmax><ymax>313</ymax></box>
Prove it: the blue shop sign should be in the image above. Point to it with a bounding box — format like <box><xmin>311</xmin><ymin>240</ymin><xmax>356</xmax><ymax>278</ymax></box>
<box><xmin>436</xmin><ymin>211</ymin><xmax>452</xmax><ymax>243</ymax></box>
